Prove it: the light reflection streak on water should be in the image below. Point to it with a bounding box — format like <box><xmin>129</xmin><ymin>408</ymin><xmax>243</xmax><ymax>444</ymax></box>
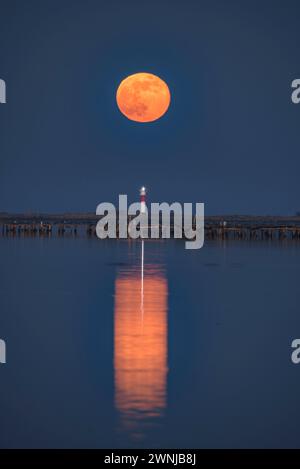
<box><xmin>114</xmin><ymin>241</ymin><xmax>168</xmax><ymax>440</ymax></box>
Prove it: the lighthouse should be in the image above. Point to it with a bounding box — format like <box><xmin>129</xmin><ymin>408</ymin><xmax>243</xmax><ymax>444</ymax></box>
<box><xmin>140</xmin><ymin>186</ymin><xmax>146</xmax><ymax>214</ymax></box>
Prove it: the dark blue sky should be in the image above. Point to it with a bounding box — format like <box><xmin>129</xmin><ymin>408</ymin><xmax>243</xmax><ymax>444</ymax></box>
<box><xmin>0</xmin><ymin>0</ymin><xmax>299</xmax><ymax>214</ymax></box>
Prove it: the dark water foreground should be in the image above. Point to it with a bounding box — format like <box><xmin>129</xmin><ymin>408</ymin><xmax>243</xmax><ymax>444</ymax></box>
<box><xmin>0</xmin><ymin>237</ymin><xmax>300</xmax><ymax>448</ymax></box>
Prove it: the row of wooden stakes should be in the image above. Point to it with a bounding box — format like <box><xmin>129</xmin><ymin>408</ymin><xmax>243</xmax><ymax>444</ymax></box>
<box><xmin>2</xmin><ymin>222</ymin><xmax>300</xmax><ymax>240</ymax></box>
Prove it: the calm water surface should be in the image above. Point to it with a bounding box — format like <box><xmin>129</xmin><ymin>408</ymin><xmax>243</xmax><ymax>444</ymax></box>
<box><xmin>1</xmin><ymin>237</ymin><xmax>300</xmax><ymax>448</ymax></box>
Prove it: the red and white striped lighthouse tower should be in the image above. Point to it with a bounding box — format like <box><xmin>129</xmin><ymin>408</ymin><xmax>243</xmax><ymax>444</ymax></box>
<box><xmin>140</xmin><ymin>186</ymin><xmax>146</xmax><ymax>214</ymax></box>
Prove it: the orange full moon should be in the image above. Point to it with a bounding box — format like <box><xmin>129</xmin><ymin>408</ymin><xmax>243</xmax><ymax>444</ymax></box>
<box><xmin>116</xmin><ymin>72</ymin><xmax>171</xmax><ymax>123</ymax></box>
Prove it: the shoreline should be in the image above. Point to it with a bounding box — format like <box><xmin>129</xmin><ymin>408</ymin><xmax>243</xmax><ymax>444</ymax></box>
<box><xmin>1</xmin><ymin>213</ymin><xmax>300</xmax><ymax>241</ymax></box>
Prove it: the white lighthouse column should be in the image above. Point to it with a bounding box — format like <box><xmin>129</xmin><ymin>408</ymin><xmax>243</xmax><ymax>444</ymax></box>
<box><xmin>140</xmin><ymin>186</ymin><xmax>146</xmax><ymax>214</ymax></box>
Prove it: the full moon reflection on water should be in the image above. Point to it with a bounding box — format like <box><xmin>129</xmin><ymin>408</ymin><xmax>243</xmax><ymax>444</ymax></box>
<box><xmin>114</xmin><ymin>241</ymin><xmax>168</xmax><ymax>441</ymax></box>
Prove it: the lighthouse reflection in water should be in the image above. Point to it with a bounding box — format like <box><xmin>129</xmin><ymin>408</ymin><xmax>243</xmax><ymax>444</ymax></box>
<box><xmin>114</xmin><ymin>241</ymin><xmax>168</xmax><ymax>441</ymax></box>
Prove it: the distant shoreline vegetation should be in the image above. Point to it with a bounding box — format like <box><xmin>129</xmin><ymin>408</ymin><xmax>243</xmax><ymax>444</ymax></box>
<box><xmin>1</xmin><ymin>212</ymin><xmax>300</xmax><ymax>224</ymax></box>
<box><xmin>1</xmin><ymin>213</ymin><xmax>300</xmax><ymax>241</ymax></box>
